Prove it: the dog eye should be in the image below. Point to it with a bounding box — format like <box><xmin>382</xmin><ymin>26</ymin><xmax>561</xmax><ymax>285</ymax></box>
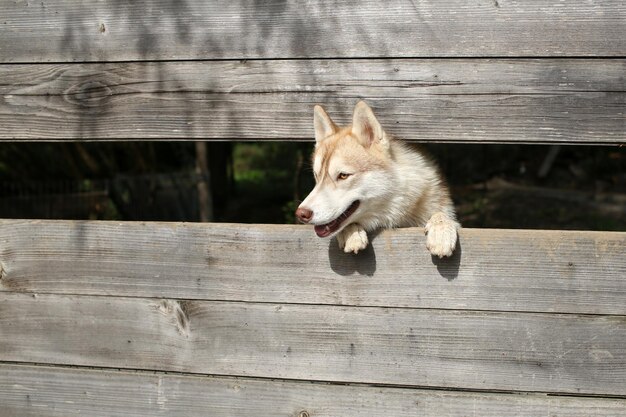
<box><xmin>337</xmin><ymin>172</ymin><xmax>351</xmax><ymax>180</ymax></box>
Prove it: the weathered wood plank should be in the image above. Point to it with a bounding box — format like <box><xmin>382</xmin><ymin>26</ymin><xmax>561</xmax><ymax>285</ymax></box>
<box><xmin>1</xmin><ymin>0</ymin><xmax>624</xmax><ymax>62</ymax></box>
<box><xmin>1</xmin><ymin>59</ymin><xmax>624</xmax><ymax>142</ymax></box>
<box><xmin>1</xmin><ymin>364</ymin><xmax>625</xmax><ymax>417</ymax></box>
<box><xmin>1</xmin><ymin>293</ymin><xmax>625</xmax><ymax>395</ymax></box>
<box><xmin>1</xmin><ymin>220</ymin><xmax>625</xmax><ymax>315</ymax></box>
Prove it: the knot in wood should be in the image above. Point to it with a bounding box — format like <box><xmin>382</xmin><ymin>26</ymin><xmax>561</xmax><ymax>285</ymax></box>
<box><xmin>65</xmin><ymin>80</ymin><xmax>113</xmax><ymax>107</ymax></box>
<box><xmin>298</xmin><ymin>411</ymin><xmax>310</xmax><ymax>417</ymax></box>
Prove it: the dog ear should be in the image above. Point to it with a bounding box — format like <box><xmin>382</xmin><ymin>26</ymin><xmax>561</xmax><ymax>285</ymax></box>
<box><xmin>313</xmin><ymin>105</ymin><xmax>337</xmax><ymax>144</ymax></box>
<box><xmin>352</xmin><ymin>101</ymin><xmax>386</xmax><ymax>148</ymax></box>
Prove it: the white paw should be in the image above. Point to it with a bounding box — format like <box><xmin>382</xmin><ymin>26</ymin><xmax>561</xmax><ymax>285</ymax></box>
<box><xmin>425</xmin><ymin>213</ymin><xmax>458</xmax><ymax>258</ymax></box>
<box><xmin>338</xmin><ymin>224</ymin><xmax>369</xmax><ymax>254</ymax></box>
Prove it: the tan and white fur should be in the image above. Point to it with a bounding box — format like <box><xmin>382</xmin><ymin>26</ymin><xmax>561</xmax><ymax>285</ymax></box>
<box><xmin>295</xmin><ymin>101</ymin><xmax>459</xmax><ymax>257</ymax></box>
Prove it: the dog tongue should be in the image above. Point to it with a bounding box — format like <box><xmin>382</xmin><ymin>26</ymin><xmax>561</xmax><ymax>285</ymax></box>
<box><xmin>313</xmin><ymin>201</ymin><xmax>360</xmax><ymax>238</ymax></box>
<box><xmin>314</xmin><ymin>222</ymin><xmax>338</xmax><ymax>238</ymax></box>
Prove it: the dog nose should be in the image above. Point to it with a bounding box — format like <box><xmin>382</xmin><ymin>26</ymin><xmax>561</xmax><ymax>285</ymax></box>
<box><xmin>295</xmin><ymin>207</ymin><xmax>313</xmax><ymax>223</ymax></box>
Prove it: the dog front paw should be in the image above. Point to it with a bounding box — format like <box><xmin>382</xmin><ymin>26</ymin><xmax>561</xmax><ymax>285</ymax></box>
<box><xmin>425</xmin><ymin>212</ymin><xmax>458</xmax><ymax>258</ymax></box>
<box><xmin>337</xmin><ymin>224</ymin><xmax>369</xmax><ymax>254</ymax></box>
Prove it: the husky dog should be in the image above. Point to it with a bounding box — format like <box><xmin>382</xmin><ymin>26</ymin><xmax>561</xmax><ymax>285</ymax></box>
<box><xmin>295</xmin><ymin>101</ymin><xmax>459</xmax><ymax>257</ymax></box>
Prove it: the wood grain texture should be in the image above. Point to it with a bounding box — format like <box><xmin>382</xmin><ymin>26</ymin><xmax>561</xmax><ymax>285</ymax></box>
<box><xmin>1</xmin><ymin>59</ymin><xmax>624</xmax><ymax>142</ymax></box>
<box><xmin>2</xmin><ymin>364</ymin><xmax>625</xmax><ymax>417</ymax></box>
<box><xmin>1</xmin><ymin>293</ymin><xmax>625</xmax><ymax>395</ymax></box>
<box><xmin>1</xmin><ymin>220</ymin><xmax>625</xmax><ymax>315</ymax></box>
<box><xmin>1</xmin><ymin>0</ymin><xmax>624</xmax><ymax>62</ymax></box>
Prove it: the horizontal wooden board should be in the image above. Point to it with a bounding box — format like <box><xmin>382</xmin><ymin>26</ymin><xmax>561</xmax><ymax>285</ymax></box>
<box><xmin>0</xmin><ymin>0</ymin><xmax>624</xmax><ymax>62</ymax></box>
<box><xmin>1</xmin><ymin>364</ymin><xmax>625</xmax><ymax>417</ymax></box>
<box><xmin>1</xmin><ymin>220</ymin><xmax>625</xmax><ymax>315</ymax></box>
<box><xmin>1</xmin><ymin>293</ymin><xmax>625</xmax><ymax>395</ymax></box>
<box><xmin>0</xmin><ymin>59</ymin><xmax>624</xmax><ymax>142</ymax></box>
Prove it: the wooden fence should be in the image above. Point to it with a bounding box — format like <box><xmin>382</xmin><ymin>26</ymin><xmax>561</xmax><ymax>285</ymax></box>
<box><xmin>1</xmin><ymin>1</ymin><xmax>625</xmax><ymax>416</ymax></box>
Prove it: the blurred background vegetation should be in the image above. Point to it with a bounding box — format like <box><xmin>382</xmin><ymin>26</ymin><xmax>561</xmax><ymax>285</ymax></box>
<box><xmin>0</xmin><ymin>142</ymin><xmax>623</xmax><ymax>230</ymax></box>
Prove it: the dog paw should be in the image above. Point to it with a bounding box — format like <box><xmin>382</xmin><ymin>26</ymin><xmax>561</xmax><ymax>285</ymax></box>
<box><xmin>425</xmin><ymin>213</ymin><xmax>458</xmax><ymax>258</ymax></box>
<box><xmin>338</xmin><ymin>224</ymin><xmax>369</xmax><ymax>254</ymax></box>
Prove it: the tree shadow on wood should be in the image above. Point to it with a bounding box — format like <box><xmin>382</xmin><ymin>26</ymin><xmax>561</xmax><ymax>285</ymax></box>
<box><xmin>430</xmin><ymin>238</ymin><xmax>462</xmax><ymax>281</ymax></box>
<box><xmin>327</xmin><ymin>232</ymin><xmax>379</xmax><ymax>277</ymax></box>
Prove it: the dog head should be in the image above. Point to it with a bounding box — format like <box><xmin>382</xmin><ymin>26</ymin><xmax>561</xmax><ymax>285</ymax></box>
<box><xmin>295</xmin><ymin>101</ymin><xmax>395</xmax><ymax>237</ymax></box>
